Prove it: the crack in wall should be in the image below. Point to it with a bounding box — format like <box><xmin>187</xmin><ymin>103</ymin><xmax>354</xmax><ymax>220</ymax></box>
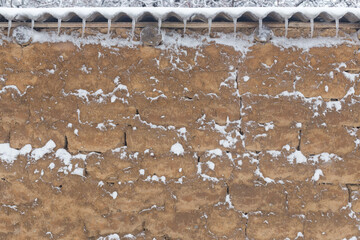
<box><xmin>346</xmin><ymin>184</ymin><xmax>352</xmax><ymax>203</ymax></box>
<box><xmin>345</xmin><ymin>183</ymin><xmax>360</xmax><ymax>203</ymax></box>
<box><xmin>297</xmin><ymin>129</ymin><xmax>302</xmax><ymax>151</ymax></box>
<box><xmin>244</xmin><ymin>214</ymin><xmax>249</xmax><ymax>239</ymax></box>
<box><xmin>124</xmin><ymin>132</ymin><xmax>127</xmax><ymax>147</ymax></box>
<box><xmin>64</xmin><ymin>135</ymin><xmax>68</xmax><ymax>150</ymax></box>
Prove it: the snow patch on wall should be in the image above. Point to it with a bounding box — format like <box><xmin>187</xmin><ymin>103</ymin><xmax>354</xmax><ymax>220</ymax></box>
<box><xmin>170</xmin><ymin>142</ymin><xmax>184</xmax><ymax>156</ymax></box>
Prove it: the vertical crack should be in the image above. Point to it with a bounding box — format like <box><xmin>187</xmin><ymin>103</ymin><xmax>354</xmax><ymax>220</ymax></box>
<box><xmin>64</xmin><ymin>135</ymin><xmax>68</xmax><ymax>150</ymax></box>
<box><xmin>7</xmin><ymin>131</ymin><xmax>10</xmax><ymax>143</ymax></box>
<box><xmin>84</xmin><ymin>166</ymin><xmax>88</xmax><ymax>177</ymax></box>
<box><xmin>235</xmin><ymin>66</ymin><xmax>239</xmax><ymax>90</ymax></box>
<box><xmin>293</xmin><ymin>76</ymin><xmax>298</xmax><ymax>91</ymax></box>
<box><xmin>285</xmin><ymin>189</ymin><xmax>289</xmax><ymax>211</ymax></box>
<box><xmin>244</xmin><ymin>214</ymin><xmax>249</xmax><ymax>239</ymax></box>
<box><xmin>124</xmin><ymin>132</ymin><xmax>127</xmax><ymax>147</ymax></box>
<box><xmin>346</xmin><ymin>184</ymin><xmax>352</xmax><ymax>203</ymax></box>
<box><xmin>297</xmin><ymin>129</ymin><xmax>302</xmax><ymax>151</ymax></box>
<box><xmin>239</xmin><ymin>95</ymin><xmax>243</xmax><ymax>122</ymax></box>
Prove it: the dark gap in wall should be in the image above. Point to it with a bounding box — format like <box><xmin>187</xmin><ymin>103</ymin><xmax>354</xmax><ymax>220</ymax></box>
<box><xmin>83</xmin><ymin>224</ymin><xmax>87</xmax><ymax>233</ymax></box>
<box><xmin>239</xmin><ymin>128</ymin><xmax>244</xmax><ymax>135</ymax></box>
<box><xmin>64</xmin><ymin>136</ymin><xmax>68</xmax><ymax>150</ymax></box>
<box><xmin>84</xmin><ymin>166</ymin><xmax>88</xmax><ymax>177</ymax></box>
<box><xmin>345</xmin><ymin>183</ymin><xmax>360</xmax><ymax>203</ymax></box>
<box><xmin>239</xmin><ymin>95</ymin><xmax>242</xmax><ymax>122</ymax></box>
<box><xmin>124</xmin><ymin>132</ymin><xmax>127</xmax><ymax>146</ymax></box>
<box><xmin>346</xmin><ymin>184</ymin><xmax>352</xmax><ymax>202</ymax></box>
<box><xmin>285</xmin><ymin>190</ymin><xmax>289</xmax><ymax>211</ymax></box>
<box><xmin>297</xmin><ymin>130</ymin><xmax>302</xmax><ymax>151</ymax></box>
<box><xmin>244</xmin><ymin>214</ymin><xmax>249</xmax><ymax>238</ymax></box>
<box><xmin>235</xmin><ymin>67</ymin><xmax>239</xmax><ymax>89</ymax></box>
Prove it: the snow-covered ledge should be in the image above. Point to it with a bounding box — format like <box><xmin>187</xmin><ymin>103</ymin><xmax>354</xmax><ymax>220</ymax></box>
<box><xmin>0</xmin><ymin>7</ymin><xmax>359</xmax><ymax>23</ymax></box>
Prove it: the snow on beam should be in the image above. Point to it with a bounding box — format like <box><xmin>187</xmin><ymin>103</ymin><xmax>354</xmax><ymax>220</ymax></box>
<box><xmin>1</xmin><ymin>20</ymin><xmax>359</xmax><ymax>29</ymax></box>
<box><xmin>0</xmin><ymin>7</ymin><xmax>359</xmax><ymax>23</ymax></box>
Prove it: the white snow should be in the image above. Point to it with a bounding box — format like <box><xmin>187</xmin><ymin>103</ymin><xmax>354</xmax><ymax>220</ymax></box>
<box><xmin>0</xmin><ymin>85</ymin><xmax>28</xmax><ymax>96</ymax></box>
<box><xmin>110</xmin><ymin>191</ymin><xmax>118</xmax><ymax>199</ymax></box>
<box><xmin>64</xmin><ymin>83</ymin><xmax>129</xmax><ymax>104</ymax></box>
<box><xmin>0</xmin><ymin>7</ymin><xmax>358</xmax><ymax>26</ymax></box>
<box><xmin>71</xmin><ymin>167</ymin><xmax>84</xmax><ymax>177</ymax></box>
<box><xmin>31</xmin><ymin>140</ymin><xmax>56</xmax><ymax>161</ymax></box>
<box><xmin>139</xmin><ymin>169</ymin><xmax>145</xmax><ymax>175</ymax></box>
<box><xmin>271</xmin><ymin>36</ymin><xmax>356</xmax><ymax>51</ymax></box>
<box><xmin>145</xmin><ymin>175</ymin><xmax>166</xmax><ymax>184</ymax></box>
<box><xmin>296</xmin><ymin>232</ymin><xmax>304</xmax><ymax>238</ymax></box>
<box><xmin>343</xmin><ymin>72</ymin><xmax>359</xmax><ymax>82</ymax></box>
<box><xmin>287</xmin><ymin>150</ymin><xmax>307</xmax><ymax>164</ymax></box>
<box><xmin>343</xmin><ymin>237</ymin><xmax>358</xmax><ymax>240</ymax></box>
<box><xmin>196</xmin><ymin>162</ymin><xmax>220</xmax><ymax>183</ymax></box>
<box><xmin>2</xmin><ymin>14</ymin><xmax>353</xmax><ymax>57</ymax></box>
<box><xmin>19</xmin><ymin>144</ymin><xmax>32</xmax><ymax>155</ymax></box>
<box><xmin>96</xmin><ymin>123</ymin><xmax>106</xmax><ymax>131</ymax></box>
<box><xmin>283</xmin><ymin>144</ymin><xmax>291</xmax><ymax>151</ymax></box>
<box><xmin>219</xmin><ymin>129</ymin><xmax>239</xmax><ymax>148</ymax></box>
<box><xmin>55</xmin><ymin>148</ymin><xmax>88</xmax><ymax>176</ymax></box>
<box><xmin>206</xmin><ymin>161</ymin><xmax>215</xmax><ymax>170</ymax></box>
<box><xmin>267</xmin><ymin>150</ymin><xmax>281</xmax><ymax>157</ymax></box>
<box><xmin>170</xmin><ymin>142</ymin><xmax>184</xmax><ymax>156</ymax></box>
<box><xmin>264</xmin><ymin>122</ymin><xmax>274</xmax><ymax>131</ymax></box>
<box><xmin>123</xmin><ymin>234</ymin><xmax>136</xmax><ymax>239</ymax></box>
<box><xmin>97</xmin><ymin>233</ymin><xmax>120</xmax><ymax>240</ymax></box>
<box><xmin>326</xmin><ymin>101</ymin><xmax>342</xmax><ymax>111</ymax></box>
<box><xmin>0</xmin><ymin>144</ymin><xmax>20</xmax><ymax>164</ymax></box>
<box><xmin>205</xmin><ymin>148</ymin><xmax>223</xmax><ymax>158</ymax></box>
<box><xmin>177</xmin><ymin>127</ymin><xmax>187</xmax><ymax>141</ymax></box>
<box><xmin>309</xmin><ymin>152</ymin><xmax>342</xmax><ymax>163</ymax></box>
<box><xmin>254</xmin><ymin>167</ymin><xmax>275</xmax><ymax>184</ymax></box>
<box><xmin>311</xmin><ymin>169</ymin><xmax>324</xmax><ymax>181</ymax></box>
<box><xmin>48</xmin><ymin>162</ymin><xmax>55</xmax><ymax>170</ymax></box>
<box><xmin>55</xmin><ymin>148</ymin><xmax>72</xmax><ymax>165</ymax></box>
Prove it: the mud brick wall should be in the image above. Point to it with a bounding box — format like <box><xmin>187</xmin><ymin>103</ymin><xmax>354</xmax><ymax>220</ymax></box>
<box><xmin>1</xmin><ymin>39</ymin><xmax>360</xmax><ymax>240</ymax></box>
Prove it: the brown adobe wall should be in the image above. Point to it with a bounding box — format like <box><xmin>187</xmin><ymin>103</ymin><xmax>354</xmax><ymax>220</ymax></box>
<box><xmin>1</xmin><ymin>34</ymin><xmax>360</xmax><ymax>239</ymax></box>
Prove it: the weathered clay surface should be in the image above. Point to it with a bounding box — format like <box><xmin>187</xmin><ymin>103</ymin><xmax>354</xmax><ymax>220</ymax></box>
<box><xmin>1</xmin><ymin>31</ymin><xmax>360</xmax><ymax>240</ymax></box>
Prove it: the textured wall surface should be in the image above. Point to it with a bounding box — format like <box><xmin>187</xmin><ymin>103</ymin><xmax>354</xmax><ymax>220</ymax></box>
<box><xmin>1</xmin><ymin>38</ymin><xmax>360</xmax><ymax>239</ymax></box>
